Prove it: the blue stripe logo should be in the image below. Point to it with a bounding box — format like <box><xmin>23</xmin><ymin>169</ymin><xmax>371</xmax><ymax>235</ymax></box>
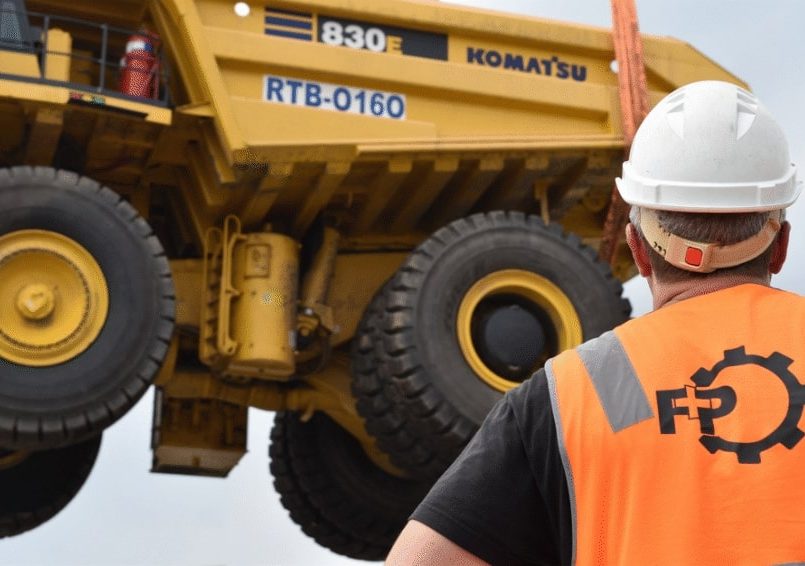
<box><xmin>265</xmin><ymin>16</ymin><xmax>312</xmax><ymax>30</ymax></box>
<box><xmin>265</xmin><ymin>7</ymin><xmax>313</xmax><ymax>41</ymax></box>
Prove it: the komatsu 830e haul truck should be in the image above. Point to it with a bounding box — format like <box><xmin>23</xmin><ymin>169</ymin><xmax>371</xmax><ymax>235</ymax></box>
<box><xmin>0</xmin><ymin>0</ymin><xmax>743</xmax><ymax>558</ymax></box>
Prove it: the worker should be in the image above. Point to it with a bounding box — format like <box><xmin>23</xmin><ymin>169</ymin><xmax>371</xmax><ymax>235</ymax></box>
<box><xmin>385</xmin><ymin>80</ymin><xmax>804</xmax><ymax>565</ymax></box>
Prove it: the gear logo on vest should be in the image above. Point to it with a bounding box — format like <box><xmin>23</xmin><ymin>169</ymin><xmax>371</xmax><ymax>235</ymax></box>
<box><xmin>656</xmin><ymin>347</ymin><xmax>805</xmax><ymax>464</ymax></box>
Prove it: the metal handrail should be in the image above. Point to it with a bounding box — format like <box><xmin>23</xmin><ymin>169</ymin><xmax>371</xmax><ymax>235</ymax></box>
<box><xmin>0</xmin><ymin>7</ymin><xmax>171</xmax><ymax>105</ymax></box>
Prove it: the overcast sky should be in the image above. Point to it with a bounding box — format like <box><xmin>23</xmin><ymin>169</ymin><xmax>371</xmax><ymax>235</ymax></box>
<box><xmin>3</xmin><ymin>1</ymin><xmax>804</xmax><ymax>565</ymax></box>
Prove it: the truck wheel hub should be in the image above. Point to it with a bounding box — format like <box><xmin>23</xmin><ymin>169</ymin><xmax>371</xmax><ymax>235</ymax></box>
<box><xmin>16</xmin><ymin>283</ymin><xmax>56</xmax><ymax>320</ymax></box>
<box><xmin>457</xmin><ymin>269</ymin><xmax>582</xmax><ymax>392</ymax></box>
<box><xmin>0</xmin><ymin>230</ymin><xmax>109</xmax><ymax>367</ymax></box>
<box><xmin>471</xmin><ymin>300</ymin><xmax>546</xmax><ymax>381</ymax></box>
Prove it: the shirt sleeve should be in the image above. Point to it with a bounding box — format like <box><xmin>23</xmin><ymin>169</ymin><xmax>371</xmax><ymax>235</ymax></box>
<box><xmin>410</xmin><ymin>371</ymin><xmax>565</xmax><ymax>566</ymax></box>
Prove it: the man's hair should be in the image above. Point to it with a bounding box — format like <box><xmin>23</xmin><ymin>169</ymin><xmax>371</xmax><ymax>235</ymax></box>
<box><xmin>629</xmin><ymin>206</ymin><xmax>781</xmax><ymax>282</ymax></box>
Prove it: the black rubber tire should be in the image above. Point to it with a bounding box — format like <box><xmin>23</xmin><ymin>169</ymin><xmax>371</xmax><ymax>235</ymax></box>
<box><xmin>350</xmin><ymin>284</ymin><xmax>415</xmax><ymax>460</ymax></box>
<box><xmin>0</xmin><ymin>433</ymin><xmax>102</xmax><ymax>538</ymax></box>
<box><xmin>359</xmin><ymin>211</ymin><xmax>631</xmax><ymax>479</ymax></box>
<box><xmin>0</xmin><ymin>167</ymin><xmax>175</xmax><ymax>449</ymax></box>
<box><xmin>269</xmin><ymin>411</ymin><xmax>429</xmax><ymax>561</ymax></box>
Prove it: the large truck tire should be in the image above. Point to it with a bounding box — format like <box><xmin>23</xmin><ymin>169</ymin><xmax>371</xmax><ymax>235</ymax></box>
<box><xmin>351</xmin><ymin>285</ymin><xmax>454</xmax><ymax>473</ymax></box>
<box><xmin>0</xmin><ymin>434</ymin><xmax>102</xmax><ymax>538</ymax></box>
<box><xmin>269</xmin><ymin>411</ymin><xmax>429</xmax><ymax>561</ymax></box>
<box><xmin>355</xmin><ymin>211</ymin><xmax>631</xmax><ymax>479</ymax></box>
<box><xmin>0</xmin><ymin>167</ymin><xmax>175</xmax><ymax>449</ymax></box>
<box><xmin>350</xmin><ymin>285</ymin><xmax>407</xmax><ymax>446</ymax></box>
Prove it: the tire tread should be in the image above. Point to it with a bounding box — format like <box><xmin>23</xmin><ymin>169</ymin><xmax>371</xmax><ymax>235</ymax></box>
<box><xmin>351</xmin><ymin>211</ymin><xmax>631</xmax><ymax>479</ymax></box>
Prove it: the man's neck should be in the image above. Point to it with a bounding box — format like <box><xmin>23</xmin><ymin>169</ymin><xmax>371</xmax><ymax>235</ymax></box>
<box><xmin>650</xmin><ymin>273</ymin><xmax>771</xmax><ymax>310</ymax></box>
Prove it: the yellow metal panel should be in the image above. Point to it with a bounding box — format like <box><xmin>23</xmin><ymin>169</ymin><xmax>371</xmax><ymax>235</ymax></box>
<box><xmin>228</xmin><ymin>97</ymin><xmax>438</xmax><ymax>146</ymax></box>
<box><xmin>292</xmin><ymin>162</ymin><xmax>352</xmax><ymax>236</ymax></box>
<box><xmin>162</xmin><ymin>0</ymin><xmax>742</xmax><ymax>172</ymax></box>
<box><xmin>261</xmin><ymin>0</ymin><xmax>614</xmax><ymax>52</ymax></box>
<box><xmin>390</xmin><ymin>156</ymin><xmax>459</xmax><ymax>232</ymax></box>
<box><xmin>174</xmin><ymin>173</ymin><xmax>217</xmax><ymax>250</ymax></box>
<box><xmin>355</xmin><ymin>134</ymin><xmax>624</xmax><ymax>155</ymax></box>
<box><xmin>480</xmin><ymin>156</ymin><xmax>549</xmax><ymax>211</ymax></box>
<box><xmin>269</xmin><ymin>0</ymin><xmax>741</xmax><ymax>90</ymax></box>
<box><xmin>429</xmin><ymin>156</ymin><xmax>505</xmax><ymax>227</ymax></box>
<box><xmin>43</xmin><ymin>29</ymin><xmax>72</xmax><ymax>82</ymax></box>
<box><xmin>186</xmin><ymin>143</ymin><xmax>233</xmax><ymax>209</ymax></box>
<box><xmin>24</xmin><ymin>107</ymin><xmax>63</xmax><ymax>166</ymax></box>
<box><xmin>151</xmin><ymin>0</ymin><xmax>247</xmax><ymax>156</ymax></box>
<box><xmin>238</xmin><ymin>162</ymin><xmax>294</xmax><ymax>226</ymax></box>
<box><xmin>328</xmin><ymin>252</ymin><xmax>411</xmax><ymax>346</ymax></box>
<box><xmin>171</xmin><ymin>259</ymin><xmax>203</xmax><ymax>329</ymax></box>
<box><xmin>0</xmin><ymin>52</ymin><xmax>40</xmax><ymax>78</ymax></box>
<box><xmin>208</xmin><ymin>27</ymin><xmax>614</xmax><ymax>116</ymax></box>
<box><xmin>0</xmin><ymin>80</ymin><xmax>172</xmax><ymax>125</ymax></box>
<box><xmin>354</xmin><ymin>157</ymin><xmax>413</xmax><ymax>232</ymax></box>
<box><xmin>151</xmin><ymin>393</ymin><xmax>248</xmax><ymax>478</ymax></box>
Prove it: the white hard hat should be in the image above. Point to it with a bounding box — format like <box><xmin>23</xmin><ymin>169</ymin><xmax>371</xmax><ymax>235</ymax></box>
<box><xmin>616</xmin><ymin>80</ymin><xmax>801</xmax><ymax>212</ymax></box>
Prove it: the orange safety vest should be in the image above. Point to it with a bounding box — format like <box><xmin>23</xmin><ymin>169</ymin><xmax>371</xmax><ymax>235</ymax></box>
<box><xmin>546</xmin><ymin>284</ymin><xmax>805</xmax><ymax>565</ymax></box>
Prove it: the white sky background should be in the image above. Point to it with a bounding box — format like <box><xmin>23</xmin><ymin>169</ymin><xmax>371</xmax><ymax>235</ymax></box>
<box><xmin>3</xmin><ymin>1</ymin><xmax>804</xmax><ymax>565</ymax></box>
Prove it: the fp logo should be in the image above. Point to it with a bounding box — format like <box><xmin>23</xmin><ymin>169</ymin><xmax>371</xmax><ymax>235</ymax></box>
<box><xmin>656</xmin><ymin>347</ymin><xmax>805</xmax><ymax>464</ymax></box>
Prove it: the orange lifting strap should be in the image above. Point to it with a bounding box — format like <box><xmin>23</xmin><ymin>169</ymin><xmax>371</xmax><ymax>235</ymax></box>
<box><xmin>599</xmin><ymin>0</ymin><xmax>650</xmax><ymax>264</ymax></box>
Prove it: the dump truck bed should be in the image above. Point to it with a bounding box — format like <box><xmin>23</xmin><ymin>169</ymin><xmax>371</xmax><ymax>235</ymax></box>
<box><xmin>157</xmin><ymin>0</ymin><xmax>742</xmax><ymax>160</ymax></box>
<box><xmin>148</xmin><ymin>0</ymin><xmax>743</xmax><ymax>268</ymax></box>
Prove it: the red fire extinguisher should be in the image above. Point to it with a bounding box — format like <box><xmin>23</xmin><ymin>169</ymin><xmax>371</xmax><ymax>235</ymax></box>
<box><xmin>119</xmin><ymin>30</ymin><xmax>160</xmax><ymax>99</ymax></box>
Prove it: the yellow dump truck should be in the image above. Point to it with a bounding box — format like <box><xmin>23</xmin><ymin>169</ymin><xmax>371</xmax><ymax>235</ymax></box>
<box><xmin>0</xmin><ymin>0</ymin><xmax>743</xmax><ymax>558</ymax></box>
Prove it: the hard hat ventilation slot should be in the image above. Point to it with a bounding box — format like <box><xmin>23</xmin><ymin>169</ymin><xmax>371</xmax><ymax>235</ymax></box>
<box><xmin>665</xmin><ymin>90</ymin><xmax>686</xmax><ymax>105</ymax></box>
<box><xmin>736</xmin><ymin>88</ymin><xmax>758</xmax><ymax>106</ymax></box>
<box><xmin>735</xmin><ymin>96</ymin><xmax>758</xmax><ymax>140</ymax></box>
<box><xmin>665</xmin><ymin>100</ymin><xmax>686</xmax><ymax>139</ymax></box>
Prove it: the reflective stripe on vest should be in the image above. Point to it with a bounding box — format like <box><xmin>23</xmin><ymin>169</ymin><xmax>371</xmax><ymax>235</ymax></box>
<box><xmin>576</xmin><ymin>330</ymin><xmax>654</xmax><ymax>432</ymax></box>
<box><xmin>546</xmin><ymin>285</ymin><xmax>805</xmax><ymax>565</ymax></box>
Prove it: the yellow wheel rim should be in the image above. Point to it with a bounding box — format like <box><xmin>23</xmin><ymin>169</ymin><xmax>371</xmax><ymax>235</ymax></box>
<box><xmin>456</xmin><ymin>269</ymin><xmax>582</xmax><ymax>393</ymax></box>
<box><xmin>0</xmin><ymin>230</ymin><xmax>109</xmax><ymax>367</ymax></box>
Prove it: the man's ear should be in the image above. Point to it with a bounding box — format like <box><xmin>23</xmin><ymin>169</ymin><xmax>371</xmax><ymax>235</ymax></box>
<box><xmin>770</xmin><ymin>221</ymin><xmax>790</xmax><ymax>275</ymax></box>
<box><xmin>626</xmin><ymin>223</ymin><xmax>652</xmax><ymax>278</ymax></box>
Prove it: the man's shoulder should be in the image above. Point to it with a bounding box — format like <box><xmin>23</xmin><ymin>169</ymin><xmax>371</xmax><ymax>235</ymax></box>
<box><xmin>508</xmin><ymin>367</ymin><xmax>551</xmax><ymax>408</ymax></box>
<box><xmin>543</xmin><ymin>326</ymin><xmax>629</xmax><ymax>379</ymax></box>
<box><xmin>505</xmin><ymin>368</ymin><xmax>558</xmax><ymax>442</ymax></box>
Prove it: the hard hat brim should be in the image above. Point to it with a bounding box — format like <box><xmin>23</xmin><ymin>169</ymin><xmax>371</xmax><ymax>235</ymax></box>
<box><xmin>616</xmin><ymin>161</ymin><xmax>801</xmax><ymax>212</ymax></box>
